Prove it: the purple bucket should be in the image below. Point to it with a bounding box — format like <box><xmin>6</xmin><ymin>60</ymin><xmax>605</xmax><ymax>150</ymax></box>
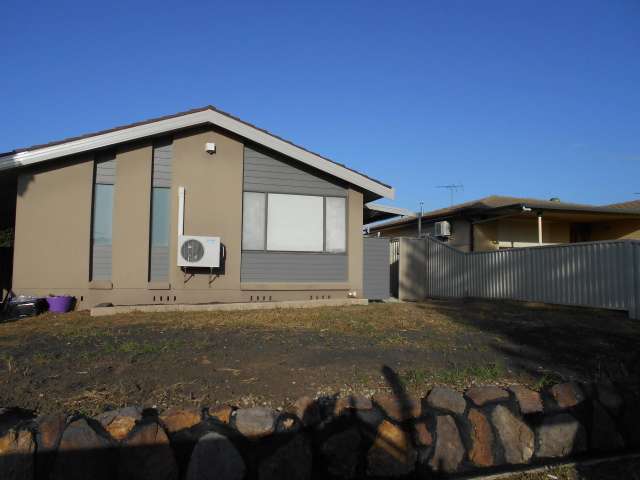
<box><xmin>46</xmin><ymin>296</ymin><xmax>74</xmax><ymax>313</ymax></box>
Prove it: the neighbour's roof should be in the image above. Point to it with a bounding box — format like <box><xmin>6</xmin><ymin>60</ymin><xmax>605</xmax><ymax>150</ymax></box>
<box><xmin>603</xmin><ymin>199</ymin><xmax>640</xmax><ymax>212</ymax></box>
<box><xmin>363</xmin><ymin>203</ymin><xmax>415</xmax><ymax>224</ymax></box>
<box><xmin>0</xmin><ymin>105</ymin><xmax>393</xmax><ymax>200</ymax></box>
<box><xmin>370</xmin><ymin>195</ymin><xmax>640</xmax><ymax>231</ymax></box>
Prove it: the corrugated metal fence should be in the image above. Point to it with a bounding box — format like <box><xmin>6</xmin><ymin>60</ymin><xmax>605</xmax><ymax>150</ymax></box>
<box><xmin>397</xmin><ymin>236</ymin><xmax>640</xmax><ymax>319</ymax></box>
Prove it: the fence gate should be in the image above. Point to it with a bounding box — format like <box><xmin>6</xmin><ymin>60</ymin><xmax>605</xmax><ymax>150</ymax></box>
<box><xmin>363</xmin><ymin>237</ymin><xmax>390</xmax><ymax>300</ymax></box>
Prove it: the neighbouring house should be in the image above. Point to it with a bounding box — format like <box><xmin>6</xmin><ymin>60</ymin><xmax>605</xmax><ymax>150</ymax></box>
<box><xmin>0</xmin><ymin>106</ymin><xmax>395</xmax><ymax>308</ymax></box>
<box><xmin>369</xmin><ymin>195</ymin><xmax>640</xmax><ymax>252</ymax></box>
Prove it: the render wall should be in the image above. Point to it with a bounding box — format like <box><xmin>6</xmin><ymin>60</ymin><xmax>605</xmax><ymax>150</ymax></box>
<box><xmin>12</xmin><ymin>127</ymin><xmax>365</xmax><ymax>308</ymax></box>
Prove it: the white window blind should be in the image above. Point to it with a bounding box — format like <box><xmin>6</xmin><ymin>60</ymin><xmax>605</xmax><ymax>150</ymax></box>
<box><xmin>266</xmin><ymin>194</ymin><xmax>324</xmax><ymax>252</ymax></box>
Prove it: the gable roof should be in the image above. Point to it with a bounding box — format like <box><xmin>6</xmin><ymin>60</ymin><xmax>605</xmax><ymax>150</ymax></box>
<box><xmin>371</xmin><ymin>195</ymin><xmax>640</xmax><ymax>231</ymax></box>
<box><xmin>0</xmin><ymin>105</ymin><xmax>394</xmax><ymax>200</ymax></box>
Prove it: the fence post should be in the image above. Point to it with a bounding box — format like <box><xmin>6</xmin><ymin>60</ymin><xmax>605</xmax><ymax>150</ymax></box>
<box><xmin>632</xmin><ymin>243</ymin><xmax>640</xmax><ymax>320</ymax></box>
<box><xmin>398</xmin><ymin>238</ymin><xmax>427</xmax><ymax>302</ymax></box>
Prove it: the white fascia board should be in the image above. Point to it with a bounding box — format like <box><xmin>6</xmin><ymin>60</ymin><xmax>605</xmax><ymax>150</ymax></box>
<box><xmin>365</xmin><ymin>203</ymin><xmax>415</xmax><ymax>217</ymax></box>
<box><xmin>0</xmin><ymin>109</ymin><xmax>395</xmax><ymax>199</ymax></box>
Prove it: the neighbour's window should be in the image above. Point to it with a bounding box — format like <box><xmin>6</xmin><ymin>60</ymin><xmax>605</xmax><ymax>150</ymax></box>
<box><xmin>242</xmin><ymin>192</ymin><xmax>346</xmax><ymax>253</ymax></box>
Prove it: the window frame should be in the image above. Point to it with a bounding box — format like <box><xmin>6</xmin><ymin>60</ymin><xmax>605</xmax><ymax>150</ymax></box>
<box><xmin>241</xmin><ymin>191</ymin><xmax>348</xmax><ymax>254</ymax></box>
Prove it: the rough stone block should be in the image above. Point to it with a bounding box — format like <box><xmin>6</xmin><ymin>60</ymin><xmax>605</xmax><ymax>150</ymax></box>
<box><xmin>429</xmin><ymin>415</ymin><xmax>464</xmax><ymax>473</ymax></box>
<box><xmin>468</xmin><ymin>408</ymin><xmax>494</xmax><ymax>467</ymax></box>
<box><xmin>550</xmin><ymin>382</ymin><xmax>585</xmax><ymax>410</ymax></box>
<box><xmin>160</xmin><ymin>408</ymin><xmax>201</xmax><ymax>433</ymax></box>
<box><xmin>0</xmin><ymin>428</ymin><xmax>35</xmax><ymax>480</ymax></box>
<box><xmin>510</xmin><ymin>385</ymin><xmax>543</xmax><ymax>414</ymax></box>
<box><xmin>52</xmin><ymin>418</ymin><xmax>114</xmax><ymax>480</ymax></box>
<box><xmin>118</xmin><ymin>422</ymin><xmax>178</xmax><ymax>480</ymax></box>
<box><xmin>426</xmin><ymin>386</ymin><xmax>466</xmax><ymax>415</ymax></box>
<box><xmin>591</xmin><ymin>401</ymin><xmax>625</xmax><ymax>452</ymax></box>
<box><xmin>209</xmin><ymin>406</ymin><xmax>233</xmax><ymax>424</ymax></box>
<box><xmin>235</xmin><ymin>407</ymin><xmax>278</xmax><ymax>439</ymax></box>
<box><xmin>321</xmin><ymin>427</ymin><xmax>361</xmax><ymax>479</ymax></box>
<box><xmin>293</xmin><ymin>396</ymin><xmax>321</xmax><ymax>427</ymax></box>
<box><xmin>597</xmin><ymin>383</ymin><xmax>623</xmax><ymax>415</ymax></box>
<box><xmin>536</xmin><ymin>413</ymin><xmax>587</xmax><ymax>458</ymax></box>
<box><xmin>97</xmin><ymin>407</ymin><xmax>142</xmax><ymax>441</ymax></box>
<box><xmin>414</xmin><ymin>421</ymin><xmax>433</xmax><ymax>447</ymax></box>
<box><xmin>259</xmin><ymin>434</ymin><xmax>312</xmax><ymax>480</ymax></box>
<box><xmin>373</xmin><ymin>393</ymin><xmax>421</xmax><ymax>422</ymax></box>
<box><xmin>466</xmin><ymin>386</ymin><xmax>509</xmax><ymax>406</ymax></box>
<box><xmin>186</xmin><ymin>431</ymin><xmax>245</xmax><ymax>480</ymax></box>
<box><xmin>334</xmin><ymin>394</ymin><xmax>373</xmax><ymax>416</ymax></box>
<box><xmin>367</xmin><ymin>420</ymin><xmax>416</xmax><ymax>477</ymax></box>
<box><xmin>491</xmin><ymin>405</ymin><xmax>534</xmax><ymax>464</ymax></box>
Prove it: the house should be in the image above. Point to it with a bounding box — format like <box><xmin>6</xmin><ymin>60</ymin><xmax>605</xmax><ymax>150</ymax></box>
<box><xmin>0</xmin><ymin>106</ymin><xmax>394</xmax><ymax>308</ymax></box>
<box><xmin>369</xmin><ymin>195</ymin><xmax>640</xmax><ymax>252</ymax></box>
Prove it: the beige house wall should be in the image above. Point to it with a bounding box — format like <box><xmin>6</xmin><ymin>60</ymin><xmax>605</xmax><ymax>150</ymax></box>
<box><xmin>112</xmin><ymin>142</ymin><xmax>153</xmax><ymax>289</ymax></box>
<box><xmin>12</xmin><ymin>127</ymin><xmax>366</xmax><ymax>308</ymax></box>
<box><xmin>13</xmin><ymin>156</ymin><xmax>93</xmax><ymax>290</ymax></box>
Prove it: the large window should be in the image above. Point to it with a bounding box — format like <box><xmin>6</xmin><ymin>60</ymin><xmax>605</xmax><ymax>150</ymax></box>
<box><xmin>242</xmin><ymin>192</ymin><xmax>346</xmax><ymax>253</ymax></box>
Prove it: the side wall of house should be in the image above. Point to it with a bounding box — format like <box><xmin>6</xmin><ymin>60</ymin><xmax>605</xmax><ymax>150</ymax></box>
<box><xmin>12</xmin><ymin>127</ymin><xmax>366</xmax><ymax>308</ymax></box>
<box><xmin>590</xmin><ymin>219</ymin><xmax>640</xmax><ymax>241</ymax></box>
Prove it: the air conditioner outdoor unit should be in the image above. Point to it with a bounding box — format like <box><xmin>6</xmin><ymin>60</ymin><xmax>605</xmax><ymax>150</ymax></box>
<box><xmin>177</xmin><ymin>235</ymin><xmax>221</xmax><ymax>268</ymax></box>
<box><xmin>434</xmin><ymin>221</ymin><xmax>451</xmax><ymax>237</ymax></box>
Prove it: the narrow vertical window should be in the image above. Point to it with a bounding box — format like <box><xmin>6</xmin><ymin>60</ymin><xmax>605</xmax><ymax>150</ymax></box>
<box><xmin>149</xmin><ymin>138</ymin><xmax>172</xmax><ymax>282</ymax></box>
<box><xmin>325</xmin><ymin>196</ymin><xmax>346</xmax><ymax>252</ymax></box>
<box><xmin>242</xmin><ymin>192</ymin><xmax>266</xmax><ymax>250</ymax></box>
<box><xmin>91</xmin><ymin>152</ymin><xmax>116</xmax><ymax>281</ymax></box>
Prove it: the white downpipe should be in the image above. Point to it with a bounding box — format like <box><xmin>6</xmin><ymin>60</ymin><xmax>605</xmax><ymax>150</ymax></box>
<box><xmin>178</xmin><ymin>186</ymin><xmax>185</xmax><ymax>236</ymax></box>
<box><xmin>537</xmin><ymin>214</ymin><xmax>543</xmax><ymax>245</ymax></box>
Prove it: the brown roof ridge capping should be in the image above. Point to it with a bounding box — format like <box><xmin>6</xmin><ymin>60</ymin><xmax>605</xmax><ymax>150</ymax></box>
<box><xmin>370</xmin><ymin>194</ymin><xmax>640</xmax><ymax>230</ymax></box>
<box><xmin>0</xmin><ymin>105</ymin><xmax>391</xmax><ymax>190</ymax></box>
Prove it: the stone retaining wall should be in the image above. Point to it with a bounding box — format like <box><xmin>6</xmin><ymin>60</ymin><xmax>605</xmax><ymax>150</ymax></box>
<box><xmin>1</xmin><ymin>380</ymin><xmax>639</xmax><ymax>479</ymax></box>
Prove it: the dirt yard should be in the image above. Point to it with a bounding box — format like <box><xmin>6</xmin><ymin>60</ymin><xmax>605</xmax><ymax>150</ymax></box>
<box><xmin>1</xmin><ymin>299</ymin><xmax>638</xmax><ymax>415</ymax></box>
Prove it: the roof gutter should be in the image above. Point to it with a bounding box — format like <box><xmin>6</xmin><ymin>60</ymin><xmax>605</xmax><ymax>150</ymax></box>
<box><xmin>471</xmin><ymin>205</ymin><xmax>532</xmax><ymax>225</ymax></box>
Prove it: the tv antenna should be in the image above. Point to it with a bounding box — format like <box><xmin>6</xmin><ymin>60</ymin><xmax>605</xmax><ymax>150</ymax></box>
<box><xmin>436</xmin><ymin>184</ymin><xmax>464</xmax><ymax>206</ymax></box>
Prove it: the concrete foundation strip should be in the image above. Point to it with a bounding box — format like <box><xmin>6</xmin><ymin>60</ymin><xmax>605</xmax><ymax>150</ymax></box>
<box><xmin>90</xmin><ymin>297</ymin><xmax>369</xmax><ymax>316</ymax></box>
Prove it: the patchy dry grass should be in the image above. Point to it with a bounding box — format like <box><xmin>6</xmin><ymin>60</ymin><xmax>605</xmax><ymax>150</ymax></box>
<box><xmin>504</xmin><ymin>455</ymin><xmax>640</xmax><ymax>480</ymax></box>
<box><xmin>0</xmin><ymin>299</ymin><xmax>638</xmax><ymax>415</ymax></box>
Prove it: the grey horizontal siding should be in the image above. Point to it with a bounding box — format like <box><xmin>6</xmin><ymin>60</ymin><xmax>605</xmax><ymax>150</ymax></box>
<box><xmin>244</xmin><ymin>147</ymin><xmax>346</xmax><ymax>196</ymax></box>
<box><xmin>91</xmin><ymin>245</ymin><xmax>112</xmax><ymax>280</ymax></box>
<box><xmin>153</xmin><ymin>139</ymin><xmax>173</xmax><ymax>188</ymax></box>
<box><xmin>95</xmin><ymin>153</ymin><xmax>116</xmax><ymax>185</ymax></box>
<box><xmin>241</xmin><ymin>252</ymin><xmax>347</xmax><ymax>283</ymax></box>
<box><xmin>149</xmin><ymin>246</ymin><xmax>170</xmax><ymax>282</ymax></box>
<box><xmin>363</xmin><ymin>238</ymin><xmax>390</xmax><ymax>299</ymax></box>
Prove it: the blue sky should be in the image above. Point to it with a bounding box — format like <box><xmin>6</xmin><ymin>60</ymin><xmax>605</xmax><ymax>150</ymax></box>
<box><xmin>2</xmin><ymin>1</ymin><xmax>639</xmax><ymax>212</ymax></box>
